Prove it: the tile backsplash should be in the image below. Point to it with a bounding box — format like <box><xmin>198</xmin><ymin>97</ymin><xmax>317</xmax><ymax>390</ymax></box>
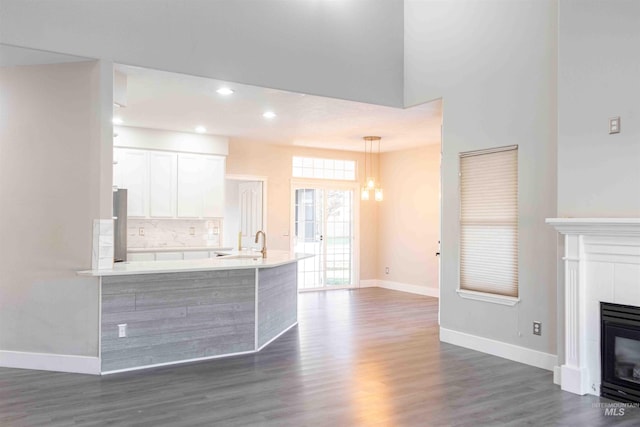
<box><xmin>127</xmin><ymin>219</ymin><xmax>222</xmax><ymax>249</ymax></box>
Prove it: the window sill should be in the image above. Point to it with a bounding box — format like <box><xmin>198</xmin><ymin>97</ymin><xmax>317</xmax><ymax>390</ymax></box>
<box><xmin>456</xmin><ymin>289</ymin><xmax>520</xmax><ymax>306</ymax></box>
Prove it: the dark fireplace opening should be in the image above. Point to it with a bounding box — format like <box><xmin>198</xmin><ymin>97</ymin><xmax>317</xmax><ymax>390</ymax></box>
<box><xmin>601</xmin><ymin>302</ymin><xmax>640</xmax><ymax>403</ymax></box>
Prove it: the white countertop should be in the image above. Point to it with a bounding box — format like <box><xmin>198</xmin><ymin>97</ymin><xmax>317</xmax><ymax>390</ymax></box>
<box><xmin>127</xmin><ymin>246</ymin><xmax>233</xmax><ymax>253</ymax></box>
<box><xmin>78</xmin><ymin>250</ymin><xmax>313</xmax><ymax>277</ymax></box>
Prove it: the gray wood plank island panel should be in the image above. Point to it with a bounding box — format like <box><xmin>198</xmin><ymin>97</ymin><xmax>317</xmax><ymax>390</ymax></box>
<box><xmin>98</xmin><ymin>255</ymin><xmax>309</xmax><ymax>374</ymax></box>
<box><xmin>257</xmin><ymin>263</ymin><xmax>297</xmax><ymax>348</ymax></box>
<box><xmin>101</xmin><ymin>269</ymin><xmax>256</xmax><ymax>372</ymax></box>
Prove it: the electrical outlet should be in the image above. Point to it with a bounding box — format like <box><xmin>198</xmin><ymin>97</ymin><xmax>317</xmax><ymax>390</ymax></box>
<box><xmin>533</xmin><ymin>321</ymin><xmax>542</xmax><ymax>336</ymax></box>
<box><xmin>138</xmin><ymin>227</ymin><xmax>145</xmax><ymax>237</ymax></box>
<box><xmin>118</xmin><ymin>323</ymin><xmax>127</xmax><ymax>338</ymax></box>
<box><xmin>189</xmin><ymin>227</ymin><xmax>196</xmax><ymax>236</ymax></box>
<box><xmin>385</xmin><ymin>267</ymin><xmax>390</xmax><ymax>274</ymax></box>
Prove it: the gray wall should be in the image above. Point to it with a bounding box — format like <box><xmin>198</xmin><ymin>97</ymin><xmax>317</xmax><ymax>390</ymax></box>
<box><xmin>557</xmin><ymin>0</ymin><xmax>640</xmax><ymax>217</ymax></box>
<box><xmin>0</xmin><ymin>62</ymin><xmax>104</xmax><ymax>356</ymax></box>
<box><xmin>554</xmin><ymin>0</ymin><xmax>640</xmax><ymax>365</ymax></box>
<box><xmin>0</xmin><ymin>0</ymin><xmax>405</xmax><ymax>107</ymax></box>
<box><xmin>405</xmin><ymin>0</ymin><xmax>559</xmax><ymax>355</ymax></box>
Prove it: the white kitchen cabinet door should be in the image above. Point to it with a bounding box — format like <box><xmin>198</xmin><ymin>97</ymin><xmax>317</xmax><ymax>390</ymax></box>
<box><xmin>177</xmin><ymin>154</ymin><xmax>203</xmax><ymax>218</ymax></box>
<box><xmin>202</xmin><ymin>156</ymin><xmax>225</xmax><ymax>218</ymax></box>
<box><xmin>149</xmin><ymin>151</ymin><xmax>177</xmax><ymax>217</ymax></box>
<box><xmin>114</xmin><ymin>148</ymin><xmax>148</xmax><ymax>218</ymax></box>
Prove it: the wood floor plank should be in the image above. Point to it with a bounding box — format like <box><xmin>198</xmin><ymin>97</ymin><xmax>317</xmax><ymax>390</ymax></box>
<box><xmin>1</xmin><ymin>288</ymin><xmax>638</xmax><ymax>426</ymax></box>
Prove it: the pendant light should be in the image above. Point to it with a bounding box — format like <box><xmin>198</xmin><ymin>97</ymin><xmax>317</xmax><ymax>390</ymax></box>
<box><xmin>374</xmin><ymin>136</ymin><xmax>384</xmax><ymax>201</ymax></box>
<box><xmin>361</xmin><ymin>136</ymin><xmax>383</xmax><ymax>202</ymax></box>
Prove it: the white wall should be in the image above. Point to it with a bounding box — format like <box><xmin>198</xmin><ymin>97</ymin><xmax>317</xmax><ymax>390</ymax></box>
<box><xmin>0</xmin><ymin>61</ymin><xmax>105</xmax><ymax>356</ymax></box>
<box><xmin>378</xmin><ymin>144</ymin><xmax>440</xmax><ymax>292</ymax></box>
<box><xmin>557</xmin><ymin>0</ymin><xmax>640</xmax><ymax>217</ymax></box>
<box><xmin>405</xmin><ymin>0</ymin><xmax>558</xmax><ymax>356</ymax></box>
<box><xmin>0</xmin><ymin>0</ymin><xmax>404</xmax><ymax>107</ymax></box>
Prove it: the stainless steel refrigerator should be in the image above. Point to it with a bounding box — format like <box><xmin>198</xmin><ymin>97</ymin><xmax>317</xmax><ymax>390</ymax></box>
<box><xmin>113</xmin><ymin>189</ymin><xmax>127</xmax><ymax>263</ymax></box>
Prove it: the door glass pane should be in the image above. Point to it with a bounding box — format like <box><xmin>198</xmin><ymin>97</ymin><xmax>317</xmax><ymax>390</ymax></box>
<box><xmin>325</xmin><ymin>190</ymin><xmax>352</xmax><ymax>286</ymax></box>
<box><xmin>294</xmin><ymin>187</ymin><xmax>354</xmax><ymax>290</ymax></box>
<box><xmin>295</xmin><ymin>189</ymin><xmax>324</xmax><ymax>290</ymax></box>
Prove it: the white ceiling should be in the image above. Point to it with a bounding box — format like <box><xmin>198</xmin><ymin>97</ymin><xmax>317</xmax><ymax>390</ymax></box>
<box><xmin>0</xmin><ymin>44</ymin><xmax>90</xmax><ymax>66</ymax></box>
<box><xmin>116</xmin><ymin>65</ymin><xmax>442</xmax><ymax>153</ymax></box>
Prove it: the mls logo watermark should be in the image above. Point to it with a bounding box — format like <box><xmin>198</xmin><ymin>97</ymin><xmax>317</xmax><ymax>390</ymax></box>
<box><xmin>594</xmin><ymin>402</ymin><xmax>639</xmax><ymax>417</ymax></box>
<box><xmin>604</xmin><ymin>406</ymin><xmax>625</xmax><ymax>416</ymax></box>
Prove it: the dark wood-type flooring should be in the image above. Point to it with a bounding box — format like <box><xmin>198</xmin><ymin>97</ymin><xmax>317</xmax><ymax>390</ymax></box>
<box><xmin>1</xmin><ymin>288</ymin><xmax>638</xmax><ymax>426</ymax></box>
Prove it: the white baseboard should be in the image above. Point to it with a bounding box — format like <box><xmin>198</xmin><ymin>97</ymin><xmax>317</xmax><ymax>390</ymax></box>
<box><xmin>360</xmin><ymin>279</ymin><xmax>439</xmax><ymax>298</ymax></box>
<box><xmin>0</xmin><ymin>350</ymin><xmax>100</xmax><ymax>375</ymax></box>
<box><xmin>101</xmin><ymin>350</ymin><xmax>256</xmax><ymax>375</ymax></box>
<box><xmin>439</xmin><ymin>327</ymin><xmax>557</xmax><ymax>372</ymax></box>
<box><xmin>359</xmin><ymin>279</ymin><xmax>379</xmax><ymax>288</ymax></box>
<box><xmin>553</xmin><ymin>365</ymin><xmax>562</xmax><ymax>385</ymax></box>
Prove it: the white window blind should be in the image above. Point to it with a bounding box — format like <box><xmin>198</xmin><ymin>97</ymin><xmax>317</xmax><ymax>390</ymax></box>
<box><xmin>459</xmin><ymin>145</ymin><xmax>518</xmax><ymax>298</ymax></box>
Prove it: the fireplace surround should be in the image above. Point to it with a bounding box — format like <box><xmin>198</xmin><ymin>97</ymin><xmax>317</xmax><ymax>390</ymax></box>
<box><xmin>546</xmin><ymin>218</ymin><xmax>640</xmax><ymax>397</ymax></box>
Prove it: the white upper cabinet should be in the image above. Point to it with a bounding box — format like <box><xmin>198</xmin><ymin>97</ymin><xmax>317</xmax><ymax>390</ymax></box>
<box><xmin>113</xmin><ymin>148</ymin><xmax>148</xmax><ymax>218</ymax></box>
<box><xmin>114</xmin><ymin>148</ymin><xmax>225</xmax><ymax>219</ymax></box>
<box><xmin>177</xmin><ymin>154</ymin><xmax>225</xmax><ymax>218</ymax></box>
<box><xmin>149</xmin><ymin>151</ymin><xmax>177</xmax><ymax>217</ymax></box>
<box><xmin>177</xmin><ymin>154</ymin><xmax>203</xmax><ymax>218</ymax></box>
<box><xmin>202</xmin><ymin>156</ymin><xmax>225</xmax><ymax>218</ymax></box>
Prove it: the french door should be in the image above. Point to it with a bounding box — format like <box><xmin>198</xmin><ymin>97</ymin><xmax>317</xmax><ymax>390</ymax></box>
<box><xmin>291</xmin><ymin>181</ymin><xmax>358</xmax><ymax>291</ymax></box>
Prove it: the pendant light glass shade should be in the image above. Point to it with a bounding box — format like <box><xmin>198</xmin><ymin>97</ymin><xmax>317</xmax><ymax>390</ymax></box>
<box><xmin>362</xmin><ymin>136</ymin><xmax>383</xmax><ymax>202</ymax></box>
<box><xmin>361</xmin><ymin>187</ymin><xmax>370</xmax><ymax>201</ymax></box>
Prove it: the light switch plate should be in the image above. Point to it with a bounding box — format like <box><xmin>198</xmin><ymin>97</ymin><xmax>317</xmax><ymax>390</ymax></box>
<box><xmin>609</xmin><ymin>117</ymin><xmax>620</xmax><ymax>134</ymax></box>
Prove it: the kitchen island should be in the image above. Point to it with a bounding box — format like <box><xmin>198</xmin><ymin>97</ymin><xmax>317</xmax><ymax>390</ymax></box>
<box><xmin>79</xmin><ymin>250</ymin><xmax>311</xmax><ymax>374</ymax></box>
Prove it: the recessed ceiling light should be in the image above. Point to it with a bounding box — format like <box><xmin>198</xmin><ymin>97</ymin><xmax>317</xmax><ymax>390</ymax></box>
<box><xmin>216</xmin><ymin>88</ymin><xmax>234</xmax><ymax>96</ymax></box>
<box><xmin>112</xmin><ymin>117</ymin><xmax>123</xmax><ymax>125</ymax></box>
<box><xmin>262</xmin><ymin>111</ymin><xmax>277</xmax><ymax>119</ymax></box>
<box><xmin>195</xmin><ymin>126</ymin><xmax>207</xmax><ymax>134</ymax></box>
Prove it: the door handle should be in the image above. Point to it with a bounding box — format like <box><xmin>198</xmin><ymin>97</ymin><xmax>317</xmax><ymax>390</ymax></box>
<box><xmin>435</xmin><ymin>252</ymin><xmax>440</xmax><ymax>256</ymax></box>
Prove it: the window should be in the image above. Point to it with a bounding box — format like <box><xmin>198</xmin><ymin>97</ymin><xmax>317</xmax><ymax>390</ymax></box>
<box><xmin>292</xmin><ymin>156</ymin><xmax>356</xmax><ymax>181</ymax></box>
<box><xmin>459</xmin><ymin>145</ymin><xmax>518</xmax><ymax>301</ymax></box>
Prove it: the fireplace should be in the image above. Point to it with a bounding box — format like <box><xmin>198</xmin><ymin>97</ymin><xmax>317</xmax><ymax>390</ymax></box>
<box><xmin>546</xmin><ymin>218</ymin><xmax>640</xmax><ymax>396</ymax></box>
<box><xmin>601</xmin><ymin>302</ymin><xmax>640</xmax><ymax>403</ymax></box>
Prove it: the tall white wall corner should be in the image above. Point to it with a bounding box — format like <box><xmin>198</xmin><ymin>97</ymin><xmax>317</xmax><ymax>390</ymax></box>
<box><xmin>92</xmin><ymin>219</ymin><xmax>114</xmax><ymax>270</ymax></box>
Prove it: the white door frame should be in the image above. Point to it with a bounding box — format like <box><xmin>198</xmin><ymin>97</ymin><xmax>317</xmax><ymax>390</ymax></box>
<box><xmin>290</xmin><ymin>178</ymin><xmax>360</xmax><ymax>291</ymax></box>
<box><xmin>225</xmin><ymin>174</ymin><xmax>268</xmax><ymax>236</ymax></box>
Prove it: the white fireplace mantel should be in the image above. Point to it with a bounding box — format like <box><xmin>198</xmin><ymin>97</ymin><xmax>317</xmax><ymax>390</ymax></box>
<box><xmin>546</xmin><ymin>218</ymin><xmax>640</xmax><ymax>236</ymax></box>
<box><xmin>546</xmin><ymin>218</ymin><xmax>640</xmax><ymax>396</ymax></box>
